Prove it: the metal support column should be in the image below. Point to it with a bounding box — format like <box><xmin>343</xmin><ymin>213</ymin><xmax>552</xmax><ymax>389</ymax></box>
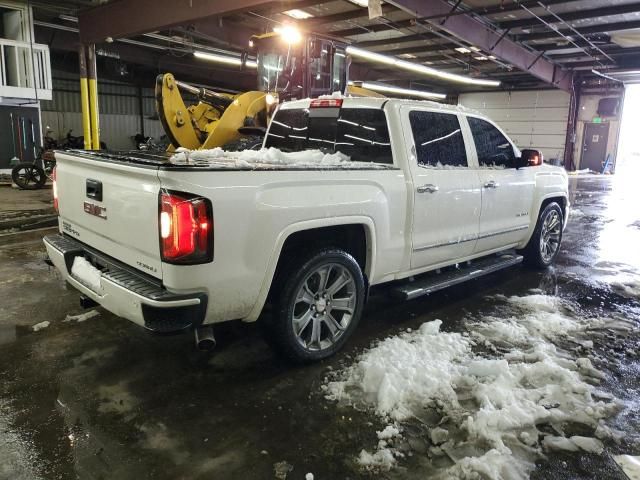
<box><xmin>78</xmin><ymin>44</ymin><xmax>92</xmax><ymax>150</ymax></box>
<box><xmin>87</xmin><ymin>44</ymin><xmax>100</xmax><ymax>150</ymax></box>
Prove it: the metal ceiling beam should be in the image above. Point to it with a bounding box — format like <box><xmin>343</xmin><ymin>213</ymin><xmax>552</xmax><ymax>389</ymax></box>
<box><xmin>78</xmin><ymin>0</ymin><xmax>287</xmax><ymax>44</ymax></box>
<box><xmin>498</xmin><ymin>3</ymin><xmax>640</xmax><ymax>30</ymax></box>
<box><xmin>385</xmin><ymin>0</ymin><xmax>572</xmax><ymax>91</ymax></box>
<box><xmin>327</xmin><ymin>0</ymin><xmax>581</xmax><ymax>37</ymax></box>
<box><xmin>330</xmin><ymin>19</ymin><xmax>415</xmax><ymax>37</ymax></box>
<box><xmin>302</xmin><ymin>4</ymin><xmax>396</xmax><ymax>26</ymax></box>
<box><xmin>517</xmin><ymin>19</ymin><xmax>640</xmax><ymax>42</ymax></box>
<box><xmin>356</xmin><ymin>33</ymin><xmax>438</xmax><ymax>48</ymax></box>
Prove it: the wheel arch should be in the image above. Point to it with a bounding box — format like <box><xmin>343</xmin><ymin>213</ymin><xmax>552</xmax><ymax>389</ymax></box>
<box><xmin>244</xmin><ymin>217</ymin><xmax>376</xmax><ymax>322</ymax></box>
<box><xmin>520</xmin><ymin>194</ymin><xmax>567</xmax><ymax>248</ymax></box>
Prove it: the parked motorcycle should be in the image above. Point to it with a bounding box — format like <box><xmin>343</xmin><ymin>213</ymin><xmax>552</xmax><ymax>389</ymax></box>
<box><xmin>11</xmin><ymin>129</ymin><xmax>107</xmax><ymax>190</ymax></box>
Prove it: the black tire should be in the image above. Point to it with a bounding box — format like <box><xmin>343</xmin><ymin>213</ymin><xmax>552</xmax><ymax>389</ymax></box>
<box><xmin>520</xmin><ymin>202</ymin><xmax>564</xmax><ymax>269</ymax></box>
<box><xmin>268</xmin><ymin>248</ymin><xmax>366</xmax><ymax>363</ymax></box>
<box><xmin>11</xmin><ymin>163</ymin><xmax>47</xmax><ymax>190</ymax></box>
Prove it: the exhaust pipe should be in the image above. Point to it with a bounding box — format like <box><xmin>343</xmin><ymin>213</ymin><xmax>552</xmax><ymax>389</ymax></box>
<box><xmin>195</xmin><ymin>326</ymin><xmax>216</xmax><ymax>351</ymax></box>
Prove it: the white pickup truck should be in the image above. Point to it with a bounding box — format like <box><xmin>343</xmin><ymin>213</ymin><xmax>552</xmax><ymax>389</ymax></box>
<box><xmin>44</xmin><ymin>97</ymin><xmax>568</xmax><ymax>362</ymax></box>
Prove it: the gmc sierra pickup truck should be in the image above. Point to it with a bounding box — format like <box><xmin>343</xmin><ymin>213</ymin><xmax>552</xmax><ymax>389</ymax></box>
<box><xmin>44</xmin><ymin>97</ymin><xmax>568</xmax><ymax>362</ymax></box>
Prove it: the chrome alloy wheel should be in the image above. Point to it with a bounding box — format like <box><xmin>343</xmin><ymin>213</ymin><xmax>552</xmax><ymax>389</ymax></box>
<box><xmin>539</xmin><ymin>209</ymin><xmax>562</xmax><ymax>263</ymax></box>
<box><xmin>291</xmin><ymin>263</ymin><xmax>357</xmax><ymax>352</ymax></box>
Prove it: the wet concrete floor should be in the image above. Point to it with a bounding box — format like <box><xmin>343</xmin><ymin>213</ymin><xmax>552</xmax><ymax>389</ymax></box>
<box><xmin>1</xmin><ymin>173</ymin><xmax>639</xmax><ymax>479</ymax></box>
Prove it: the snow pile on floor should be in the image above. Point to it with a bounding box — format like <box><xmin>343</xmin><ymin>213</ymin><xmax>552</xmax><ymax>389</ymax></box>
<box><xmin>169</xmin><ymin>147</ymin><xmax>391</xmax><ymax>169</ymax></box>
<box><xmin>64</xmin><ymin>310</ymin><xmax>100</xmax><ymax>323</ymax></box>
<box><xmin>324</xmin><ymin>293</ymin><xmax>619</xmax><ymax>477</ymax></box>
<box><xmin>71</xmin><ymin>257</ymin><xmax>102</xmax><ymax>292</ymax></box>
<box><xmin>32</xmin><ymin>321</ymin><xmax>50</xmax><ymax>332</ymax></box>
<box><xmin>609</xmin><ymin>276</ymin><xmax>640</xmax><ymax>300</ymax></box>
<box><xmin>569</xmin><ymin>208</ymin><xmax>586</xmax><ymax>219</ymax></box>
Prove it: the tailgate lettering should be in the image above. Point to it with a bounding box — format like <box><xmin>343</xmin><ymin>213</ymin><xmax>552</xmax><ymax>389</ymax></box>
<box><xmin>84</xmin><ymin>202</ymin><xmax>107</xmax><ymax>220</ymax></box>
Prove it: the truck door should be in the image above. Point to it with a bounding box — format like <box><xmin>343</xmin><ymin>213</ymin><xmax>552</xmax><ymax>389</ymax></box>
<box><xmin>463</xmin><ymin>115</ymin><xmax>535</xmax><ymax>253</ymax></box>
<box><xmin>401</xmin><ymin>107</ymin><xmax>482</xmax><ymax>270</ymax></box>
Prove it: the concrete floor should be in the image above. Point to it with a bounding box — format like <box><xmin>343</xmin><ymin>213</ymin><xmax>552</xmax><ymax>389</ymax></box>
<box><xmin>1</xmin><ymin>174</ymin><xmax>639</xmax><ymax>479</ymax></box>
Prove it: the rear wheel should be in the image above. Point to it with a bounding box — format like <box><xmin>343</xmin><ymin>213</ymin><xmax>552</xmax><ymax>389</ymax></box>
<box><xmin>520</xmin><ymin>202</ymin><xmax>563</xmax><ymax>268</ymax></box>
<box><xmin>11</xmin><ymin>163</ymin><xmax>47</xmax><ymax>190</ymax></box>
<box><xmin>269</xmin><ymin>249</ymin><xmax>365</xmax><ymax>363</ymax></box>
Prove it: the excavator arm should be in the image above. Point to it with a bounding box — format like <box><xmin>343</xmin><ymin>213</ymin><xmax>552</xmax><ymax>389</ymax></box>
<box><xmin>155</xmin><ymin>73</ymin><xmax>269</xmax><ymax>151</ymax></box>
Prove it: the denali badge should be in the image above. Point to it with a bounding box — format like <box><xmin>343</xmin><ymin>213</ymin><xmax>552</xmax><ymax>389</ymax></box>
<box><xmin>84</xmin><ymin>201</ymin><xmax>107</xmax><ymax>219</ymax></box>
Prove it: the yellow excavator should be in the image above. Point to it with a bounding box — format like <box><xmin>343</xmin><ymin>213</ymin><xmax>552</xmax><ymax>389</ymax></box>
<box><xmin>156</xmin><ymin>30</ymin><xmax>382</xmax><ymax>151</ymax></box>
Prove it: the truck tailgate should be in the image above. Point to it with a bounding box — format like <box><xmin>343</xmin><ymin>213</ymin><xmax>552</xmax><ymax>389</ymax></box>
<box><xmin>55</xmin><ymin>151</ymin><xmax>163</xmax><ymax>279</ymax></box>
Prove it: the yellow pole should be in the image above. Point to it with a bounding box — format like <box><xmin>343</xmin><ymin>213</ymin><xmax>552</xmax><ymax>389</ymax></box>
<box><xmin>87</xmin><ymin>44</ymin><xmax>101</xmax><ymax>150</ymax></box>
<box><xmin>78</xmin><ymin>45</ymin><xmax>92</xmax><ymax>150</ymax></box>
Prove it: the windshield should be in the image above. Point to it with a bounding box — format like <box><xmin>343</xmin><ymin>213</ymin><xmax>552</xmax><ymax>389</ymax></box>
<box><xmin>264</xmin><ymin>107</ymin><xmax>393</xmax><ymax>164</ymax></box>
<box><xmin>257</xmin><ymin>45</ymin><xmax>303</xmax><ymax>99</ymax></box>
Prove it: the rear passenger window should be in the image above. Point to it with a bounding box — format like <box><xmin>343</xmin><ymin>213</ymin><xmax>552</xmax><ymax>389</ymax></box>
<box><xmin>467</xmin><ymin>117</ymin><xmax>516</xmax><ymax>167</ymax></box>
<box><xmin>409</xmin><ymin>111</ymin><xmax>467</xmax><ymax>167</ymax></box>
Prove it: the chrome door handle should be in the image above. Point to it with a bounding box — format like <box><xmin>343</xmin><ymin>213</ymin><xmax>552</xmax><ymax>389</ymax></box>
<box><xmin>417</xmin><ymin>184</ymin><xmax>439</xmax><ymax>194</ymax></box>
<box><xmin>483</xmin><ymin>180</ymin><xmax>499</xmax><ymax>189</ymax></box>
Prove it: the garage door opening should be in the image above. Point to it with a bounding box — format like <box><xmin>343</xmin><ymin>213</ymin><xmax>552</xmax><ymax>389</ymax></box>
<box><xmin>617</xmin><ymin>84</ymin><xmax>640</xmax><ymax>176</ymax></box>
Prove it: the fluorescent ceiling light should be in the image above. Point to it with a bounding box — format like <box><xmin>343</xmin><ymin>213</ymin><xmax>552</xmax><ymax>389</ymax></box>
<box><xmin>284</xmin><ymin>9</ymin><xmax>314</xmax><ymax>19</ymax></box>
<box><xmin>474</xmin><ymin>56</ymin><xmax>488</xmax><ymax>61</ymax></box>
<box><xmin>350</xmin><ymin>81</ymin><xmax>446</xmax><ymax>100</ymax></box>
<box><xmin>348</xmin><ymin>0</ymin><xmax>369</xmax><ymax>6</ymax></box>
<box><xmin>59</xmin><ymin>14</ymin><xmax>78</xmax><ymax>22</ymax></box>
<box><xmin>194</xmin><ymin>51</ymin><xmax>257</xmax><ymax>68</ymax></box>
<box><xmin>346</xmin><ymin>46</ymin><xmax>500</xmax><ymax>87</ymax></box>
<box><xmin>399</xmin><ymin>53</ymin><xmax>417</xmax><ymax>59</ymax></box>
<box><xmin>455</xmin><ymin>46</ymin><xmax>480</xmax><ymax>54</ymax></box>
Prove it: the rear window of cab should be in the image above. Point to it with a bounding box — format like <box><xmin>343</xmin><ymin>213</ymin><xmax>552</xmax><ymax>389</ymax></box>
<box><xmin>265</xmin><ymin>107</ymin><xmax>393</xmax><ymax>165</ymax></box>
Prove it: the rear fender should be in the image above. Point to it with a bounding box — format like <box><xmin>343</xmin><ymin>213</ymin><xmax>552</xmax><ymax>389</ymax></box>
<box><xmin>244</xmin><ymin>216</ymin><xmax>376</xmax><ymax>322</ymax></box>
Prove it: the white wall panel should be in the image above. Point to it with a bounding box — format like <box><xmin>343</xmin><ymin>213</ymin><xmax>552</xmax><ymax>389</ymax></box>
<box><xmin>459</xmin><ymin>90</ymin><xmax>570</xmax><ymax>162</ymax></box>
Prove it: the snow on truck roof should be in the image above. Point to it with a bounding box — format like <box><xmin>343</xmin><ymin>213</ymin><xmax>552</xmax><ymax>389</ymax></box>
<box><xmin>278</xmin><ymin>96</ymin><xmax>481</xmax><ymax>116</ymax></box>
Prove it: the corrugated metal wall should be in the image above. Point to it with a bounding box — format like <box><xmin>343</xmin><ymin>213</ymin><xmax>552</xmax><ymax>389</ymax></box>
<box><xmin>458</xmin><ymin>90</ymin><xmax>570</xmax><ymax>162</ymax></box>
<box><xmin>40</xmin><ymin>70</ymin><xmax>164</xmax><ymax>150</ymax></box>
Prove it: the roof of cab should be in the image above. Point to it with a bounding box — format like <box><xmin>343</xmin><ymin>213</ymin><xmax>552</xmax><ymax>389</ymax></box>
<box><xmin>277</xmin><ymin>96</ymin><xmax>481</xmax><ymax>116</ymax></box>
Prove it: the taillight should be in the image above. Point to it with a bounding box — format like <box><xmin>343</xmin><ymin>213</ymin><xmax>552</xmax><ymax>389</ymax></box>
<box><xmin>310</xmin><ymin>98</ymin><xmax>343</xmax><ymax>108</ymax></box>
<box><xmin>159</xmin><ymin>191</ymin><xmax>213</xmax><ymax>264</ymax></box>
<box><xmin>52</xmin><ymin>166</ymin><xmax>58</xmax><ymax>212</ymax></box>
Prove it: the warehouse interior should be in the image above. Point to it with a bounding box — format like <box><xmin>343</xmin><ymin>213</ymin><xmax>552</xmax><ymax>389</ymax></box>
<box><xmin>2</xmin><ymin>1</ymin><xmax>640</xmax><ymax>479</ymax></box>
<box><xmin>0</xmin><ymin>0</ymin><xmax>634</xmax><ymax>170</ymax></box>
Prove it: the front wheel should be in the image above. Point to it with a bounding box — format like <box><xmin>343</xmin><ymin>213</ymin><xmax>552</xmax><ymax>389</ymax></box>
<box><xmin>269</xmin><ymin>249</ymin><xmax>366</xmax><ymax>363</ymax></box>
<box><xmin>520</xmin><ymin>202</ymin><xmax>564</xmax><ymax>268</ymax></box>
<box><xmin>11</xmin><ymin>163</ymin><xmax>47</xmax><ymax>190</ymax></box>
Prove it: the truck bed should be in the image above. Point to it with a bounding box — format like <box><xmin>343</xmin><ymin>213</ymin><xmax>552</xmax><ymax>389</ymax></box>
<box><xmin>61</xmin><ymin>149</ymin><xmax>397</xmax><ymax>172</ymax></box>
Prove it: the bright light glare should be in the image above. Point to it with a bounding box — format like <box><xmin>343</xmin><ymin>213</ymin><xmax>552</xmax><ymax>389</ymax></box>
<box><xmin>265</xmin><ymin>93</ymin><xmax>277</xmax><ymax>105</ymax></box>
<box><xmin>350</xmin><ymin>81</ymin><xmax>447</xmax><ymax>100</ymax></box>
<box><xmin>274</xmin><ymin>25</ymin><xmax>302</xmax><ymax>44</ymax></box>
<box><xmin>160</xmin><ymin>211</ymin><xmax>171</xmax><ymax>239</ymax></box>
<box><xmin>345</xmin><ymin>46</ymin><xmax>500</xmax><ymax>87</ymax></box>
<box><xmin>284</xmin><ymin>9</ymin><xmax>314</xmax><ymax>19</ymax></box>
<box><xmin>193</xmin><ymin>51</ymin><xmax>257</xmax><ymax>68</ymax></box>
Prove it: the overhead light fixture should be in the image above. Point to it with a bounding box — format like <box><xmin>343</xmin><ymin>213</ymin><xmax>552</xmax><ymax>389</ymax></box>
<box><xmin>348</xmin><ymin>0</ymin><xmax>369</xmax><ymax>6</ymax></box>
<box><xmin>474</xmin><ymin>56</ymin><xmax>488</xmax><ymax>61</ymax></box>
<box><xmin>284</xmin><ymin>9</ymin><xmax>314</xmax><ymax>19</ymax></box>
<box><xmin>350</xmin><ymin>81</ymin><xmax>446</xmax><ymax>100</ymax></box>
<box><xmin>399</xmin><ymin>53</ymin><xmax>417</xmax><ymax>59</ymax></box>
<box><xmin>455</xmin><ymin>47</ymin><xmax>471</xmax><ymax>54</ymax></box>
<box><xmin>346</xmin><ymin>46</ymin><xmax>500</xmax><ymax>87</ymax></box>
<box><xmin>273</xmin><ymin>25</ymin><xmax>302</xmax><ymax>44</ymax></box>
<box><xmin>194</xmin><ymin>51</ymin><xmax>257</xmax><ymax>68</ymax></box>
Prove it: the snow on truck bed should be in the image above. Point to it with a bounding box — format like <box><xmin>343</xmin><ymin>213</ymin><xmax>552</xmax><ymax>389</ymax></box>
<box><xmin>169</xmin><ymin>147</ymin><xmax>394</xmax><ymax>170</ymax></box>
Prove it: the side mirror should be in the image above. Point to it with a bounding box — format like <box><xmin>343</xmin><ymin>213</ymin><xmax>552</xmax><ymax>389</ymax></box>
<box><xmin>517</xmin><ymin>149</ymin><xmax>543</xmax><ymax>168</ymax></box>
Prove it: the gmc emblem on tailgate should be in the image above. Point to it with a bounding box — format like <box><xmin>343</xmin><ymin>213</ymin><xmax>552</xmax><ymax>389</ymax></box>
<box><xmin>84</xmin><ymin>201</ymin><xmax>107</xmax><ymax>219</ymax></box>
